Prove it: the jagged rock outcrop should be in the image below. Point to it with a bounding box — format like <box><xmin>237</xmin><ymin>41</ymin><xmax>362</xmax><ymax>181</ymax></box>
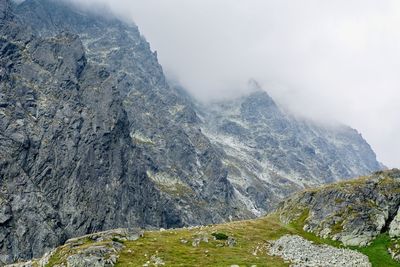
<box><xmin>389</xmin><ymin>208</ymin><xmax>400</xmax><ymax>238</ymax></box>
<box><xmin>0</xmin><ymin>0</ymin><xmax>383</xmax><ymax>264</ymax></box>
<box><xmin>6</xmin><ymin>228</ymin><xmax>143</xmax><ymax>267</ymax></box>
<box><xmin>278</xmin><ymin>169</ymin><xmax>400</xmax><ymax>248</ymax></box>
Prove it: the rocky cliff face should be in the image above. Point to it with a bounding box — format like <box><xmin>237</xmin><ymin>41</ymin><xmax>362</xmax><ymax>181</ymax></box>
<box><xmin>0</xmin><ymin>0</ymin><xmax>383</xmax><ymax>264</ymax></box>
<box><xmin>0</xmin><ymin>0</ymin><xmax>249</xmax><ymax>263</ymax></box>
<box><xmin>278</xmin><ymin>169</ymin><xmax>400</xmax><ymax>250</ymax></box>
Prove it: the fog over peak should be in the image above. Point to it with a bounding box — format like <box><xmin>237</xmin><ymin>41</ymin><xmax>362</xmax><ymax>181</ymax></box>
<box><xmin>22</xmin><ymin>0</ymin><xmax>400</xmax><ymax>168</ymax></box>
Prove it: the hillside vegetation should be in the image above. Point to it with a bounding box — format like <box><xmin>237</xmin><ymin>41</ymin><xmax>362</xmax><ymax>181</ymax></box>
<box><xmin>12</xmin><ymin>170</ymin><xmax>400</xmax><ymax>267</ymax></box>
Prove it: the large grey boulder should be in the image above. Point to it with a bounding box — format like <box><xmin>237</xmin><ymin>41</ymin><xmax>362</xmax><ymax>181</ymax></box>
<box><xmin>5</xmin><ymin>228</ymin><xmax>143</xmax><ymax>267</ymax></box>
<box><xmin>389</xmin><ymin>208</ymin><xmax>400</xmax><ymax>237</ymax></box>
<box><xmin>279</xmin><ymin>169</ymin><xmax>400</xmax><ymax>247</ymax></box>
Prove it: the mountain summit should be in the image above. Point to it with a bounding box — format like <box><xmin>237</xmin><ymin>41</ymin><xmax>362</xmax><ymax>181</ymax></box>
<box><xmin>0</xmin><ymin>0</ymin><xmax>382</xmax><ymax>264</ymax></box>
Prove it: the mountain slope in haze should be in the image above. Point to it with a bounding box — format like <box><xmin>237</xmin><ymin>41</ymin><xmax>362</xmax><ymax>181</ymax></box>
<box><xmin>197</xmin><ymin>81</ymin><xmax>381</xmax><ymax>214</ymax></box>
<box><xmin>0</xmin><ymin>0</ymin><xmax>382</xmax><ymax>264</ymax></box>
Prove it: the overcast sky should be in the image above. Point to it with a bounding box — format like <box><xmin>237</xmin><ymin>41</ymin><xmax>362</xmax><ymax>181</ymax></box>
<box><xmin>69</xmin><ymin>0</ymin><xmax>400</xmax><ymax>168</ymax></box>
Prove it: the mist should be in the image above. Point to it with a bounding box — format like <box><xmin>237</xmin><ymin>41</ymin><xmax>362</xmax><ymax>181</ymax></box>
<box><xmin>54</xmin><ymin>0</ymin><xmax>400</xmax><ymax>168</ymax></box>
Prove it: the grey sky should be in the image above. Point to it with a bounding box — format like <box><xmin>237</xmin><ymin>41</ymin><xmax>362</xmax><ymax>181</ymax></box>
<box><xmin>69</xmin><ymin>0</ymin><xmax>400</xmax><ymax>168</ymax></box>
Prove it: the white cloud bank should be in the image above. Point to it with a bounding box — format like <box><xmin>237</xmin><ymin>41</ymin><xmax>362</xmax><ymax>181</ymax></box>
<box><xmin>68</xmin><ymin>0</ymin><xmax>400</xmax><ymax>168</ymax></box>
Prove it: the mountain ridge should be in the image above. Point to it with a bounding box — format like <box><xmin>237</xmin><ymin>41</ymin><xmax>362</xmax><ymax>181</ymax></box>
<box><xmin>0</xmin><ymin>0</ymin><xmax>383</xmax><ymax>264</ymax></box>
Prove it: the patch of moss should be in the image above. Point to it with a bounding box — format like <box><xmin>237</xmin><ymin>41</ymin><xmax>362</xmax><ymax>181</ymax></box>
<box><xmin>335</xmin><ymin>198</ymin><xmax>344</xmax><ymax>204</ymax></box>
<box><xmin>156</xmin><ymin>182</ymin><xmax>195</xmax><ymax>199</ymax></box>
<box><xmin>330</xmin><ymin>220</ymin><xmax>344</xmax><ymax>235</ymax></box>
<box><xmin>290</xmin><ymin>208</ymin><xmax>309</xmax><ymax>229</ymax></box>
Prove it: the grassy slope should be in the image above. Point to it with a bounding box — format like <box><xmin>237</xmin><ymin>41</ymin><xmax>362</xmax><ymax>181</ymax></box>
<box><xmin>111</xmin><ymin>212</ymin><xmax>399</xmax><ymax>267</ymax></box>
<box><xmin>116</xmin><ymin>214</ymin><xmax>289</xmax><ymax>267</ymax></box>
<box><xmin>46</xmin><ymin>171</ymin><xmax>400</xmax><ymax>266</ymax></box>
<box><xmin>44</xmin><ymin>212</ymin><xmax>399</xmax><ymax>266</ymax></box>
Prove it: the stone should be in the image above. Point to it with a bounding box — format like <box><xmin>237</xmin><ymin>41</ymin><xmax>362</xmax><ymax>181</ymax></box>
<box><xmin>226</xmin><ymin>237</ymin><xmax>236</xmax><ymax>247</ymax></box>
<box><xmin>389</xmin><ymin>208</ymin><xmax>400</xmax><ymax>237</ymax></box>
<box><xmin>150</xmin><ymin>255</ymin><xmax>165</xmax><ymax>266</ymax></box>
<box><xmin>192</xmin><ymin>238</ymin><xmax>201</xmax><ymax>247</ymax></box>
<box><xmin>341</xmin><ymin>235</ymin><xmax>371</xmax><ymax>247</ymax></box>
<box><xmin>0</xmin><ymin>205</ymin><xmax>12</xmax><ymax>224</ymax></box>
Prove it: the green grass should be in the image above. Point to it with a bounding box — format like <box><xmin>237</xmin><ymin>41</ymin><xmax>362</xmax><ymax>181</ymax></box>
<box><xmin>116</xmin><ymin>215</ymin><xmax>291</xmax><ymax>267</ymax></box>
<box><xmin>353</xmin><ymin>234</ymin><xmax>400</xmax><ymax>267</ymax></box>
<box><xmin>42</xmin><ymin>211</ymin><xmax>400</xmax><ymax>267</ymax></box>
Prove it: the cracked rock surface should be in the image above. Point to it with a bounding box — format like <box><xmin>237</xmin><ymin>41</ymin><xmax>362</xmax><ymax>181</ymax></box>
<box><xmin>279</xmin><ymin>169</ymin><xmax>400</xmax><ymax>247</ymax></box>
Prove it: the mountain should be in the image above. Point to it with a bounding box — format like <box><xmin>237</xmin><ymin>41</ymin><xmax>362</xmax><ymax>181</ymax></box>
<box><xmin>197</xmin><ymin>81</ymin><xmax>381</xmax><ymax>214</ymax></box>
<box><xmin>0</xmin><ymin>0</ymin><xmax>382</xmax><ymax>264</ymax></box>
<box><xmin>12</xmin><ymin>171</ymin><xmax>400</xmax><ymax>267</ymax></box>
<box><xmin>0</xmin><ymin>0</ymin><xmax>250</xmax><ymax>263</ymax></box>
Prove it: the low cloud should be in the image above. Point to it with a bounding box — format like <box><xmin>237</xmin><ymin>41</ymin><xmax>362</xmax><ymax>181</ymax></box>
<box><xmin>46</xmin><ymin>1</ymin><xmax>400</xmax><ymax>167</ymax></box>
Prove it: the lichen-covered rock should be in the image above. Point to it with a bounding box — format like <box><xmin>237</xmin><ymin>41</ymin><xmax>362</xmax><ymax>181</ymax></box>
<box><xmin>66</xmin><ymin>228</ymin><xmax>143</xmax><ymax>245</ymax></box>
<box><xmin>65</xmin><ymin>245</ymin><xmax>121</xmax><ymax>267</ymax></box>
<box><xmin>279</xmin><ymin>169</ymin><xmax>400</xmax><ymax>247</ymax></box>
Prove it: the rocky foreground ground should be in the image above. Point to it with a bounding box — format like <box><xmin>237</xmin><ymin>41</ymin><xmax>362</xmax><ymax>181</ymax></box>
<box><xmin>269</xmin><ymin>235</ymin><xmax>371</xmax><ymax>267</ymax></box>
<box><xmin>5</xmin><ymin>171</ymin><xmax>400</xmax><ymax>266</ymax></box>
<box><xmin>9</xmin><ymin>231</ymin><xmax>375</xmax><ymax>267</ymax></box>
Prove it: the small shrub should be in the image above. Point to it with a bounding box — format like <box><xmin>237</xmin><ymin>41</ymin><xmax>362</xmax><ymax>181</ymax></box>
<box><xmin>112</xmin><ymin>237</ymin><xmax>124</xmax><ymax>243</ymax></box>
<box><xmin>212</xmin><ymin>232</ymin><xmax>229</xmax><ymax>240</ymax></box>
